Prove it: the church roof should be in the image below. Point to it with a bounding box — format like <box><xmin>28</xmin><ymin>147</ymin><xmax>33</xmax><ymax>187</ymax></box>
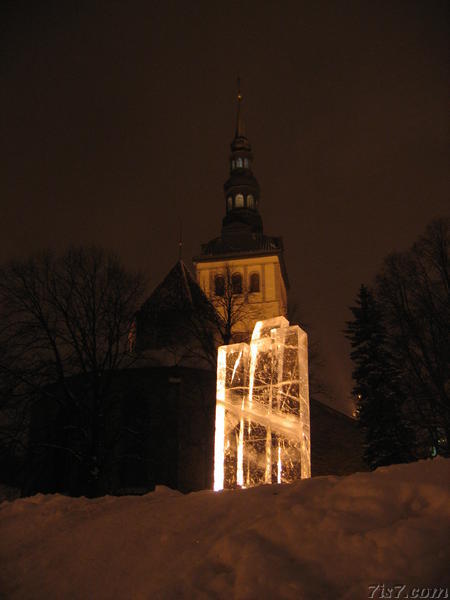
<box><xmin>197</xmin><ymin>232</ymin><xmax>283</xmax><ymax>257</ymax></box>
<box><xmin>136</xmin><ymin>261</ymin><xmax>216</xmax><ymax>352</ymax></box>
<box><xmin>194</xmin><ymin>233</ymin><xmax>290</xmax><ymax>290</ymax></box>
<box><xmin>139</xmin><ymin>260</ymin><xmax>211</xmax><ymax>315</ymax></box>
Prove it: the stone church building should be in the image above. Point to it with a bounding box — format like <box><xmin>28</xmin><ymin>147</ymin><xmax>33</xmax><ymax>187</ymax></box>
<box><xmin>134</xmin><ymin>87</ymin><xmax>366</xmax><ymax>491</ymax></box>
<box><xmin>23</xmin><ymin>89</ymin><xmax>365</xmax><ymax>498</ymax></box>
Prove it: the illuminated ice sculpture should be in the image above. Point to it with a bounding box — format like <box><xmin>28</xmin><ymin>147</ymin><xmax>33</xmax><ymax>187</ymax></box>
<box><xmin>214</xmin><ymin>317</ymin><xmax>310</xmax><ymax>490</ymax></box>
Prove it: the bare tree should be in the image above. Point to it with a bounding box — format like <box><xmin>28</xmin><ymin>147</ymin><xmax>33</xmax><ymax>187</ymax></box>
<box><xmin>375</xmin><ymin>217</ymin><xmax>449</xmax><ymax>457</ymax></box>
<box><xmin>211</xmin><ymin>265</ymin><xmax>260</xmax><ymax>346</ymax></box>
<box><xmin>0</xmin><ymin>246</ymin><xmax>147</xmax><ymax>495</ymax></box>
<box><xmin>347</xmin><ymin>217</ymin><xmax>449</xmax><ymax>465</ymax></box>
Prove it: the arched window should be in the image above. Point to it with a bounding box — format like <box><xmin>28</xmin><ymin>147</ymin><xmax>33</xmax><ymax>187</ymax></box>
<box><xmin>231</xmin><ymin>160</ymin><xmax>235</xmax><ymax>170</ymax></box>
<box><xmin>231</xmin><ymin>272</ymin><xmax>242</xmax><ymax>294</ymax></box>
<box><xmin>247</xmin><ymin>194</ymin><xmax>254</xmax><ymax>208</ymax></box>
<box><xmin>227</xmin><ymin>196</ymin><xmax>233</xmax><ymax>210</ymax></box>
<box><xmin>244</xmin><ymin>158</ymin><xmax>249</xmax><ymax>168</ymax></box>
<box><xmin>235</xmin><ymin>193</ymin><xmax>244</xmax><ymax>208</ymax></box>
<box><xmin>214</xmin><ymin>275</ymin><xmax>225</xmax><ymax>296</ymax></box>
<box><xmin>236</xmin><ymin>157</ymin><xmax>243</xmax><ymax>168</ymax></box>
<box><xmin>249</xmin><ymin>272</ymin><xmax>260</xmax><ymax>293</ymax></box>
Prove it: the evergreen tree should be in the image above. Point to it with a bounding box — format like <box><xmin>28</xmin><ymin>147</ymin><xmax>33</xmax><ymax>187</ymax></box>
<box><xmin>345</xmin><ymin>285</ymin><xmax>414</xmax><ymax>469</ymax></box>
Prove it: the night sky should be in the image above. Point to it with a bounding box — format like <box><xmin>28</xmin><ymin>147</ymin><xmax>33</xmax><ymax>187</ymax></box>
<box><xmin>1</xmin><ymin>1</ymin><xmax>448</xmax><ymax>414</ymax></box>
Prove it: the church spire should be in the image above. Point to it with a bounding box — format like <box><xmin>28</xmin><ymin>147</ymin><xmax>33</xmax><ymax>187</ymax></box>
<box><xmin>222</xmin><ymin>79</ymin><xmax>263</xmax><ymax>235</ymax></box>
<box><xmin>235</xmin><ymin>76</ymin><xmax>245</xmax><ymax>138</ymax></box>
<box><xmin>231</xmin><ymin>77</ymin><xmax>251</xmax><ymax>154</ymax></box>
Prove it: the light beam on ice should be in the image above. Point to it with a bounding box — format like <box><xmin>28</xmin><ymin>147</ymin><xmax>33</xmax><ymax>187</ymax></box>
<box><xmin>214</xmin><ymin>317</ymin><xmax>311</xmax><ymax>490</ymax></box>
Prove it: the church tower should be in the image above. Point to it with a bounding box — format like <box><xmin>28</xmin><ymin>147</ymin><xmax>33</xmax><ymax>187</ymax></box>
<box><xmin>193</xmin><ymin>83</ymin><xmax>289</xmax><ymax>340</ymax></box>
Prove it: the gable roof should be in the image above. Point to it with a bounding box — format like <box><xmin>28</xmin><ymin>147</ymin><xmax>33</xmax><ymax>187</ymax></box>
<box><xmin>135</xmin><ymin>261</ymin><xmax>216</xmax><ymax>352</ymax></box>
<box><xmin>140</xmin><ymin>261</ymin><xmax>214</xmax><ymax>314</ymax></box>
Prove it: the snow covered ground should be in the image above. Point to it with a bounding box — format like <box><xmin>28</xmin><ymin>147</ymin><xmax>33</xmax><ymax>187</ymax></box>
<box><xmin>1</xmin><ymin>458</ymin><xmax>449</xmax><ymax>599</ymax></box>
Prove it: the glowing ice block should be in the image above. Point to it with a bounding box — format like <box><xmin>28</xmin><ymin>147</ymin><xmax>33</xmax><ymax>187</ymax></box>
<box><xmin>214</xmin><ymin>317</ymin><xmax>310</xmax><ymax>490</ymax></box>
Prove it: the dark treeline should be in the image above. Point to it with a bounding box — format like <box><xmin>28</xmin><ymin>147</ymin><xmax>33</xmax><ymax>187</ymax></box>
<box><xmin>346</xmin><ymin>217</ymin><xmax>449</xmax><ymax>469</ymax></box>
<box><xmin>0</xmin><ymin>247</ymin><xmax>147</xmax><ymax>496</ymax></box>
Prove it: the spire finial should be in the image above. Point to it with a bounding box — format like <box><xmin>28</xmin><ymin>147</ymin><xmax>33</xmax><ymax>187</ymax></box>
<box><xmin>235</xmin><ymin>76</ymin><xmax>244</xmax><ymax>137</ymax></box>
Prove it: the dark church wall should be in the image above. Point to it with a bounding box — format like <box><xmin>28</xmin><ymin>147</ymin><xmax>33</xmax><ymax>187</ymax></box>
<box><xmin>22</xmin><ymin>367</ymin><xmax>365</xmax><ymax>498</ymax></box>
<box><xmin>23</xmin><ymin>367</ymin><xmax>216</xmax><ymax>497</ymax></box>
<box><xmin>105</xmin><ymin>366</ymin><xmax>216</xmax><ymax>494</ymax></box>
<box><xmin>310</xmin><ymin>399</ymin><xmax>367</xmax><ymax>476</ymax></box>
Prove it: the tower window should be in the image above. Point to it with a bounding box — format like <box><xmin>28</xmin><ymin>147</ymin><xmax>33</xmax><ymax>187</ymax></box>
<box><xmin>231</xmin><ymin>160</ymin><xmax>235</xmax><ymax>170</ymax></box>
<box><xmin>214</xmin><ymin>275</ymin><xmax>225</xmax><ymax>297</ymax></box>
<box><xmin>249</xmin><ymin>272</ymin><xmax>260</xmax><ymax>293</ymax></box>
<box><xmin>231</xmin><ymin>272</ymin><xmax>242</xmax><ymax>294</ymax></box>
<box><xmin>227</xmin><ymin>196</ymin><xmax>232</xmax><ymax>210</ymax></box>
<box><xmin>236</xmin><ymin>157</ymin><xmax>243</xmax><ymax>168</ymax></box>
<box><xmin>247</xmin><ymin>194</ymin><xmax>254</xmax><ymax>208</ymax></box>
<box><xmin>244</xmin><ymin>158</ymin><xmax>249</xmax><ymax>168</ymax></box>
<box><xmin>235</xmin><ymin>194</ymin><xmax>244</xmax><ymax>207</ymax></box>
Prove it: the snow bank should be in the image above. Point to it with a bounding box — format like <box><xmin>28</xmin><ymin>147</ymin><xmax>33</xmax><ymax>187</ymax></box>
<box><xmin>1</xmin><ymin>459</ymin><xmax>449</xmax><ymax>599</ymax></box>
